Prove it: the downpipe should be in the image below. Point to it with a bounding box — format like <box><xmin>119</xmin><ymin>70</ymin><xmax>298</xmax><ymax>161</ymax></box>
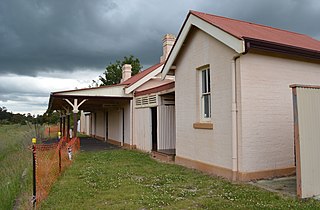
<box><xmin>231</xmin><ymin>55</ymin><xmax>240</xmax><ymax>181</ymax></box>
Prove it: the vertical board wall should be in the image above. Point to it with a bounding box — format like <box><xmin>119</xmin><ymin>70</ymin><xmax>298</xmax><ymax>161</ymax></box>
<box><xmin>85</xmin><ymin>114</ymin><xmax>90</xmax><ymax>135</ymax></box>
<box><xmin>158</xmin><ymin>105</ymin><xmax>176</xmax><ymax>150</ymax></box>
<box><xmin>108</xmin><ymin>110</ymin><xmax>123</xmax><ymax>143</ymax></box>
<box><xmin>95</xmin><ymin>111</ymin><xmax>105</xmax><ymax>139</ymax></box>
<box><xmin>293</xmin><ymin>86</ymin><xmax>320</xmax><ymax>198</ymax></box>
<box><xmin>134</xmin><ymin>108</ymin><xmax>152</xmax><ymax>151</ymax></box>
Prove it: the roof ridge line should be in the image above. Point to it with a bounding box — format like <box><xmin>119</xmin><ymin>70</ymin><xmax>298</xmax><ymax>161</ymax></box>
<box><xmin>190</xmin><ymin>10</ymin><xmax>306</xmax><ymax>37</ymax></box>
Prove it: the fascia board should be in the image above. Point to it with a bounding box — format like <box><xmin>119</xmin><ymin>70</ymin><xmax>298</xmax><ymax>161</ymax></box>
<box><xmin>161</xmin><ymin>14</ymin><xmax>245</xmax><ymax>78</ymax></box>
<box><xmin>191</xmin><ymin>15</ymin><xmax>245</xmax><ymax>54</ymax></box>
<box><xmin>124</xmin><ymin>65</ymin><xmax>163</xmax><ymax>94</ymax></box>
<box><xmin>56</xmin><ymin>85</ymin><xmax>129</xmax><ymax>97</ymax></box>
<box><xmin>161</xmin><ymin>18</ymin><xmax>192</xmax><ymax>79</ymax></box>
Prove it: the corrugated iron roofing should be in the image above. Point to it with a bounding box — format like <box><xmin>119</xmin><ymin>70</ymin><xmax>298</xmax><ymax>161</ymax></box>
<box><xmin>134</xmin><ymin>81</ymin><xmax>175</xmax><ymax>97</ymax></box>
<box><xmin>191</xmin><ymin>11</ymin><xmax>320</xmax><ymax>52</ymax></box>
<box><xmin>120</xmin><ymin>62</ymin><xmax>163</xmax><ymax>86</ymax></box>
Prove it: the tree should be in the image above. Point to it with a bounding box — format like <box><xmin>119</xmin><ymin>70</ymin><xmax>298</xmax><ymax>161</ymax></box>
<box><xmin>11</xmin><ymin>113</ymin><xmax>26</xmax><ymax>125</ymax></box>
<box><xmin>44</xmin><ymin>111</ymin><xmax>60</xmax><ymax>125</ymax></box>
<box><xmin>0</xmin><ymin>107</ymin><xmax>12</xmax><ymax>123</ymax></box>
<box><xmin>97</xmin><ymin>55</ymin><xmax>142</xmax><ymax>86</ymax></box>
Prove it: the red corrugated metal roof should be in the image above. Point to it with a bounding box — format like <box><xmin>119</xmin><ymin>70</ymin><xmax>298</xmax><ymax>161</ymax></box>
<box><xmin>120</xmin><ymin>62</ymin><xmax>163</xmax><ymax>86</ymax></box>
<box><xmin>134</xmin><ymin>81</ymin><xmax>175</xmax><ymax>97</ymax></box>
<box><xmin>191</xmin><ymin>11</ymin><xmax>320</xmax><ymax>52</ymax></box>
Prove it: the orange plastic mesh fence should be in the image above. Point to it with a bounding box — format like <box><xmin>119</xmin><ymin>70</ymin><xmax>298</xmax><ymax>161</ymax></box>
<box><xmin>35</xmin><ymin>137</ymin><xmax>80</xmax><ymax>204</ymax></box>
<box><xmin>43</xmin><ymin>125</ymin><xmax>60</xmax><ymax>138</ymax></box>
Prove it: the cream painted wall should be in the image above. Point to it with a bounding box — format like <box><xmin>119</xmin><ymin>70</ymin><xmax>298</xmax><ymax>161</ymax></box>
<box><xmin>80</xmin><ymin>103</ymin><xmax>130</xmax><ymax>144</ymax></box>
<box><xmin>133</xmin><ymin>107</ymin><xmax>152</xmax><ymax>152</ymax></box>
<box><xmin>95</xmin><ymin>111</ymin><xmax>105</xmax><ymax>139</ymax></box>
<box><xmin>175</xmin><ymin>28</ymin><xmax>237</xmax><ymax>169</ymax></box>
<box><xmin>108</xmin><ymin>109</ymin><xmax>122</xmax><ymax>143</ymax></box>
<box><xmin>239</xmin><ymin>53</ymin><xmax>320</xmax><ymax>172</ymax></box>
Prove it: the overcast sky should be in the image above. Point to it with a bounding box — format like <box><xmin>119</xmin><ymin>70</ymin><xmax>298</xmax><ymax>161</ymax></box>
<box><xmin>1</xmin><ymin>0</ymin><xmax>320</xmax><ymax>115</ymax></box>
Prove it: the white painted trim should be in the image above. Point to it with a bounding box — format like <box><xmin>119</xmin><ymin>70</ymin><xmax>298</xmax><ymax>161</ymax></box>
<box><xmin>78</xmin><ymin>99</ymin><xmax>87</xmax><ymax>107</ymax></box>
<box><xmin>124</xmin><ymin>65</ymin><xmax>164</xmax><ymax>94</ymax></box>
<box><xmin>161</xmin><ymin>17</ymin><xmax>192</xmax><ymax>79</ymax></box>
<box><xmin>161</xmin><ymin>14</ymin><xmax>245</xmax><ymax>79</ymax></box>
<box><xmin>64</xmin><ymin>98</ymin><xmax>87</xmax><ymax>113</ymax></box>
<box><xmin>65</xmin><ymin>99</ymin><xmax>74</xmax><ymax>107</ymax></box>
<box><xmin>192</xmin><ymin>15</ymin><xmax>245</xmax><ymax>54</ymax></box>
<box><xmin>199</xmin><ymin>68</ymin><xmax>212</xmax><ymax>122</ymax></box>
<box><xmin>130</xmin><ymin>99</ymin><xmax>133</xmax><ymax>146</ymax></box>
<box><xmin>56</xmin><ymin>85</ymin><xmax>130</xmax><ymax>98</ymax></box>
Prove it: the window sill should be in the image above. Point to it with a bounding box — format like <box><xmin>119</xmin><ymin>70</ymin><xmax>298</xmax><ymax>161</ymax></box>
<box><xmin>193</xmin><ymin>122</ymin><xmax>213</xmax><ymax>130</ymax></box>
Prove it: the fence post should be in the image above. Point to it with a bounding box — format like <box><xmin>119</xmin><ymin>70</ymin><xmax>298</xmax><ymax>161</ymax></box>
<box><xmin>32</xmin><ymin>138</ymin><xmax>37</xmax><ymax>208</ymax></box>
<box><xmin>59</xmin><ymin>145</ymin><xmax>61</xmax><ymax>173</ymax></box>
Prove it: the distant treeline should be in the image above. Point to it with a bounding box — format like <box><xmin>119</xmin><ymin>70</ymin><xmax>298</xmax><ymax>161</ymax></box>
<box><xmin>0</xmin><ymin>107</ymin><xmax>60</xmax><ymax>125</ymax></box>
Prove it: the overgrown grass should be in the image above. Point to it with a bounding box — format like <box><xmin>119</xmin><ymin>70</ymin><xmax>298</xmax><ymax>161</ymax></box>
<box><xmin>0</xmin><ymin>124</ymin><xmax>34</xmax><ymax>210</ymax></box>
<box><xmin>41</xmin><ymin>149</ymin><xmax>320</xmax><ymax>209</ymax></box>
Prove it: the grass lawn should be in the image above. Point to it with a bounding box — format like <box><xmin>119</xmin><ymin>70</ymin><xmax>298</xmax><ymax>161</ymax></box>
<box><xmin>40</xmin><ymin>149</ymin><xmax>320</xmax><ymax>210</ymax></box>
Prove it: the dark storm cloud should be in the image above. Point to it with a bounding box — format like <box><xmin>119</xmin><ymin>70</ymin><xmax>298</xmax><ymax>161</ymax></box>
<box><xmin>0</xmin><ymin>0</ymin><xmax>319</xmax><ymax>76</ymax></box>
<box><xmin>216</xmin><ymin>0</ymin><xmax>320</xmax><ymax>38</ymax></box>
<box><xmin>0</xmin><ymin>0</ymin><xmax>168</xmax><ymax>75</ymax></box>
<box><xmin>0</xmin><ymin>0</ymin><xmax>120</xmax><ymax>75</ymax></box>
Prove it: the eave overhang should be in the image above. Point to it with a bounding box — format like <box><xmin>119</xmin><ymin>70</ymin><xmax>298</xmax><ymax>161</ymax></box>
<box><xmin>124</xmin><ymin>64</ymin><xmax>164</xmax><ymax>94</ymax></box>
<box><xmin>48</xmin><ymin>85</ymin><xmax>132</xmax><ymax>112</ymax></box>
<box><xmin>134</xmin><ymin>81</ymin><xmax>175</xmax><ymax>97</ymax></box>
<box><xmin>244</xmin><ymin>37</ymin><xmax>320</xmax><ymax>60</ymax></box>
<box><xmin>161</xmin><ymin>12</ymin><xmax>246</xmax><ymax>79</ymax></box>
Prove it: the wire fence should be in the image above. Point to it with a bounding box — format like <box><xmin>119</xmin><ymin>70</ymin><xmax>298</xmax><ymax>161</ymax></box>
<box><xmin>33</xmin><ymin>137</ymin><xmax>80</xmax><ymax>206</ymax></box>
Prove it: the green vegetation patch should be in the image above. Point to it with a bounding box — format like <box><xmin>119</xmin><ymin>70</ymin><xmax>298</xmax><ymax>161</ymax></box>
<box><xmin>0</xmin><ymin>124</ymin><xmax>34</xmax><ymax>210</ymax></box>
<box><xmin>41</xmin><ymin>150</ymin><xmax>320</xmax><ymax>210</ymax></box>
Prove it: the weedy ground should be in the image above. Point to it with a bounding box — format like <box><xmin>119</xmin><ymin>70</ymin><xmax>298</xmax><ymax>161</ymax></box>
<box><xmin>0</xmin><ymin>124</ymin><xmax>35</xmax><ymax>210</ymax></box>
<box><xmin>40</xmin><ymin>149</ymin><xmax>320</xmax><ymax>210</ymax></box>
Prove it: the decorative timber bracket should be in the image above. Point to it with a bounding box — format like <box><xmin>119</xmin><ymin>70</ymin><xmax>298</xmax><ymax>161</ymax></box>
<box><xmin>64</xmin><ymin>98</ymin><xmax>87</xmax><ymax>113</ymax></box>
<box><xmin>63</xmin><ymin>98</ymin><xmax>87</xmax><ymax>138</ymax></box>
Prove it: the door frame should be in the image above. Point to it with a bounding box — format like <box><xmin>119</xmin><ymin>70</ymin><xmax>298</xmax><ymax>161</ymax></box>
<box><xmin>151</xmin><ymin>107</ymin><xmax>157</xmax><ymax>151</ymax></box>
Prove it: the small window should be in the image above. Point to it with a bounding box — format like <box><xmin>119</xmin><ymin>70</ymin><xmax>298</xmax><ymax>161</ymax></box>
<box><xmin>200</xmin><ymin>68</ymin><xmax>211</xmax><ymax>120</ymax></box>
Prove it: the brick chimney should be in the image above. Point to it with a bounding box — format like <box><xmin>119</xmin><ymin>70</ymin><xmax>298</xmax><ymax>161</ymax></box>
<box><xmin>121</xmin><ymin>64</ymin><xmax>132</xmax><ymax>82</ymax></box>
<box><xmin>160</xmin><ymin>34</ymin><xmax>176</xmax><ymax>63</ymax></box>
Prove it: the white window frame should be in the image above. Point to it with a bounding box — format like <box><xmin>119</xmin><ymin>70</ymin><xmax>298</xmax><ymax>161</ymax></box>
<box><xmin>199</xmin><ymin>66</ymin><xmax>211</xmax><ymax>122</ymax></box>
